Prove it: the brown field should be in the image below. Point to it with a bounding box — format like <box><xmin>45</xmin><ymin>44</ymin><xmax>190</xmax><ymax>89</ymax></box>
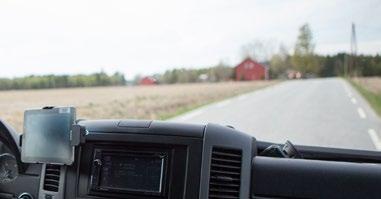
<box><xmin>352</xmin><ymin>77</ymin><xmax>381</xmax><ymax>94</ymax></box>
<box><xmin>0</xmin><ymin>81</ymin><xmax>276</xmax><ymax>132</ymax></box>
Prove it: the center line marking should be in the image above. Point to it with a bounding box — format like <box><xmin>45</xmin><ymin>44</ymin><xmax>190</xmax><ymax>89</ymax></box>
<box><xmin>351</xmin><ymin>98</ymin><xmax>357</xmax><ymax>104</ymax></box>
<box><xmin>368</xmin><ymin>129</ymin><xmax>381</xmax><ymax>150</ymax></box>
<box><xmin>346</xmin><ymin>89</ymin><xmax>352</xmax><ymax>97</ymax></box>
<box><xmin>357</xmin><ymin>107</ymin><xmax>367</xmax><ymax>119</ymax></box>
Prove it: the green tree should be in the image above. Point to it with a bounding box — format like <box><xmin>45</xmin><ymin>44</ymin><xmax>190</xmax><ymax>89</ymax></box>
<box><xmin>292</xmin><ymin>24</ymin><xmax>320</xmax><ymax>75</ymax></box>
<box><xmin>208</xmin><ymin>62</ymin><xmax>233</xmax><ymax>82</ymax></box>
<box><xmin>270</xmin><ymin>45</ymin><xmax>292</xmax><ymax>78</ymax></box>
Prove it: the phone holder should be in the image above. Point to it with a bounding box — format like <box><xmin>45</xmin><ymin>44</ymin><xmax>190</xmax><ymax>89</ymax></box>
<box><xmin>70</xmin><ymin>124</ymin><xmax>87</xmax><ymax>146</ymax></box>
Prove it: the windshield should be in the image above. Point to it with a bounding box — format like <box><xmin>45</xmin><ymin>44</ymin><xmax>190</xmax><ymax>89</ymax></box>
<box><xmin>0</xmin><ymin>0</ymin><xmax>380</xmax><ymax>151</ymax></box>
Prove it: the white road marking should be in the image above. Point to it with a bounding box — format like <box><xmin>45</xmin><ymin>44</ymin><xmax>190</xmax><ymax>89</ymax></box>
<box><xmin>368</xmin><ymin>129</ymin><xmax>381</xmax><ymax>150</ymax></box>
<box><xmin>215</xmin><ymin>100</ymin><xmax>231</xmax><ymax>108</ymax></box>
<box><xmin>237</xmin><ymin>95</ymin><xmax>247</xmax><ymax>101</ymax></box>
<box><xmin>357</xmin><ymin>107</ymin><xmax>367</xmax><ymax>119</ymax></box>
<box><xmin>176</xmin><ymin>109</ymin><xmax>204</xmax><ymax>121</ymax></box>
<box><xmin>345</xmin><ymin>87</ymin><xmax>352</xmax><ymax>97</ymax></box>
<box><xmin>351</xmin><ymin>97</ymin><xmax>357</xmax><ymax>104</ymax></box>
<box><xmin>342</xmin><ymin>81</ymin><xmax>353</xmax><ymax>97</ymax></box>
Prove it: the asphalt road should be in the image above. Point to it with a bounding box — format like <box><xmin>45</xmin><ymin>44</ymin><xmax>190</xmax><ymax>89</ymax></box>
<box><xmin>170</xmin><ymin>78</ymin><xmax>381</xmax><ymax>151</ymax></box>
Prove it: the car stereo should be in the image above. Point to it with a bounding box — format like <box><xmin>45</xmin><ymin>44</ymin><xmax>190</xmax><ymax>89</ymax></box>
<box><xmin>89</xmin><ymin>148</ymin><xmax>168</xmax><ymax>196</ymax></box>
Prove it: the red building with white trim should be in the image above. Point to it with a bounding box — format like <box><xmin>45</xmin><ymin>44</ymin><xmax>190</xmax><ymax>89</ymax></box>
<box><xmin>139</xmin><ymin>76</ymin><xmax>157</xmax><ymax>85</ymax></box>
<box><xmin>235</xmin><ymin>58</ymin><xmax>268</xmax><ymax>81</ymax></box>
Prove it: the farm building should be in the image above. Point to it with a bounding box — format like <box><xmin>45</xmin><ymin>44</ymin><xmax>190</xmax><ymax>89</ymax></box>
<box><xmin>139</xmin><ymin>76</ymin><xmax>157</xmax><ymax>85</ymax></box>
<box><xmin>235</xmin><ymin>58</ymin><xmax>268</xmax><ymax>81</ymax></box>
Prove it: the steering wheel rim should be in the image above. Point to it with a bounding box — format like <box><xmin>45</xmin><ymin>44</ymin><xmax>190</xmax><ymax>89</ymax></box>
<box><xmin>0</xmin><ymin>120</ymin><xmax>25</xmax><ymax>173</ymax></box>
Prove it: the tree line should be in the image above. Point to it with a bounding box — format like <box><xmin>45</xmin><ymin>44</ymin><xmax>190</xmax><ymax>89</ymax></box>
<box><xmin>269</xmin><ymin>24</ymin><xmax>381</xmax><ymax>78</ymax></box>
<box><xmin>151</xmin><ymin>52</ymin><xmax>380</xmax><ymax>85</ymax></box>
<box><xmin>270</xmin><ymin>51</ymin><xmax>381</xmax><ymax>79</ymax></box>
<box><xmin>0</xmin><ymin>72</ymin><xmax>125</xmax><ymax>90</ymax></box>
<box><xmin>130</xmin><ymin>62</ymin><xmax>235</xmax><ymax>85</ymax></box>
<box><xmin>154</xmin><ymin>63</ymin><xmax>234</xmax><ymax>84</ymax></box>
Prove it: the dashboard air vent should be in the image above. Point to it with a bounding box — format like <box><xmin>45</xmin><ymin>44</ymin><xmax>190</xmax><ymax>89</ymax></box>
<box><xmin>209</xmin><ymin>147</ymin><xmax>242</xmax><ymax>199</ymax></box>
<box><xmin>43</xmin><ymin>164</ymin><xmax>61</xmax><ymax>192</ymax></box>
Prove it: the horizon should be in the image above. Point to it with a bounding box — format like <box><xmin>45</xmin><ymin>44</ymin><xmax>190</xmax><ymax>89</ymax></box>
<box><xmin>0</xmin><ymin>51</ymin><xmax>379</xmax><ymax>81</ymax></box>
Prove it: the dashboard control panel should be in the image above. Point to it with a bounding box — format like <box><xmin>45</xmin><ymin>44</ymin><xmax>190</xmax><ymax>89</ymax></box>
<box><xmin>64</xmin><ymin>120</ymin><xmax>253</xmax><ymax>199</ymax></box>
<box><xmin>89</xmin><ymin>148</ymin><xmax>168</xmax><ymax>196</ymax></box>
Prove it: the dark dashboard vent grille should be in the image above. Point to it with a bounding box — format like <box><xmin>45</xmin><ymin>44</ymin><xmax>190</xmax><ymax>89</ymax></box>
<box><xmin>209</xmin><ymin>147</ymin><xmax>242</xmax><ymax>199</ymax></box>
<box><xmin>43</xmin><ymin>164</ymin><xmax>61</xmax><ymax>192</ymax></box>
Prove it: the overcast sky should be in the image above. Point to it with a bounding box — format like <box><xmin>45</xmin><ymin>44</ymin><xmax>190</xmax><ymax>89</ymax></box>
<box><xmin>0</xmin><ymin>0</ymin><xmax>380</xmax><ymax>79</ymax></box>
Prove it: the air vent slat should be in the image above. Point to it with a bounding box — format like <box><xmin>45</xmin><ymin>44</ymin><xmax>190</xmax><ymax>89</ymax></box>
<box><xmin>44</xmin><ymin>179</ymin><xmax>60</xmax><ymax>184</ymax></box>
<box><xmin>212</xmin><ymin>157</ymin><xmax>242</xmax><ymax>164</ymax></box>
<box><xmin>210</xmin><ymin>177</ymin><xmax>240</xmax><ymax>182</ymax></box>
<box><xmin>211</xmin><ymin>170</ymin><xmax>240</xmax><ymax>176</ymax></box>
<box><xmin>212</xmin><ymin>151</ymin><xmax>241</xmax><ymax>157</ymax></box>
<box><xmin>208</xmin><ymin>147</ymin><xmax>242</xmax><ymax>199</ymax></box>
<box><xmin>211</xmin><ymin>164</ymin><xmax>241</xmax><ymax>170</ymax></box>
<box><xmin>209</xmin><ymin>188</ymin><xmax>239</xmax><ymax>193</ymax></box>
<box><xmin>43</xmin><ymin>164</ymin><xmax>61</xmax><ymax>192</ymax></box>
<box><xmin>210</xmin><ymin>183</ymin><xmax>240</xmax><ymax>188</ymax></box>
<box><xmin>44</xmin><ymin>174</ymin><xmax>60</xmax><ymax>179</ymax></box>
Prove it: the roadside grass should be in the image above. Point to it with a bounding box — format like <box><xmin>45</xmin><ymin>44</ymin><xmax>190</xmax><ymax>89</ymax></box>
<box><xmin>159</xmin><ymin>103</ymin><xmax>207</xmax><ymax>120</ymax></box>
<box><xmin>349</xmin><ymin>78</ymin><xmax>381</xmax><ymax>117</ymax></box>
<box><xmin>159</xmin><ymin>99</ymin><xmax>218</xmax><ymax>120</ymax></box>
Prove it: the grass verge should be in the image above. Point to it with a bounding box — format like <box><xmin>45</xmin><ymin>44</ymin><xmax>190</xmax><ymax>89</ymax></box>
<box><xmin>349</xmin><ymin>79</ymin><xmax>381</xmax><ymax>116</ymax></box>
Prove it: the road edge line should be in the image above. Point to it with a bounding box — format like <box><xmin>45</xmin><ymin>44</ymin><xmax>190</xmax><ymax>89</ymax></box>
<box><xmin>368</xmin><ymin>129</ymin><xmax>381</xmax><ymax>150</ymax></box>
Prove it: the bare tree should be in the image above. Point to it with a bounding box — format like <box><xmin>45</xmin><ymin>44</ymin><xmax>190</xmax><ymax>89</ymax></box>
<box><xmin>241</xmin><ymin>40</ymin><xmax>276</xmax><ymax>62</ymax></box>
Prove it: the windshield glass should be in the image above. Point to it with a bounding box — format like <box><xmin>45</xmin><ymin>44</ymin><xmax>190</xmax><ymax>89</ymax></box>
<box><xmin>0</xmin><ymin>0</ymin><xmax>380</xmax><ymax>151</ymax></box>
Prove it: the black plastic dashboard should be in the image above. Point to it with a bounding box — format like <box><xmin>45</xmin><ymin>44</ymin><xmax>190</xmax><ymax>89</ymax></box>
<box><xmin>67</xmin><ymin>119</ymin><xmax>255</xmax><ymax>199</ymax></box>
<box><xmin>1</xmin><ymin>119</ymin><xmax>381</xmax><ymax>199</ymax></box>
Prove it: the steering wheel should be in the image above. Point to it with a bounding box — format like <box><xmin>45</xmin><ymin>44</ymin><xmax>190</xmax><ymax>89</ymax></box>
<box><xmin>0</xmin><ymin>120</ymin><xmax>25</xmax><ymax>183</ymax></box>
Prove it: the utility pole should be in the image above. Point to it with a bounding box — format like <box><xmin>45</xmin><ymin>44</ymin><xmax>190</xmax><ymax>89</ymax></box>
<box><xmin>349</xmin><ymin>23</ymin><xmax>357</xmax><ymax>76</ymax></box>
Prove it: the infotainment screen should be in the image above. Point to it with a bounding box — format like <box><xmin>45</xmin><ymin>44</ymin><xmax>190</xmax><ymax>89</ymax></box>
<box><xmin>90</xmin><ymin>150</ymin><xmax>167</xmax><ymax>195</ymax></box>
<box><xmin>99</xmin><ymin>153</ymin><xmax>164</xmax><ymax>193</ymax></box>
<box><xmin>21</xmin><ymin>107</ymin><xmax>75</xmax><ymax>165</ymax></box>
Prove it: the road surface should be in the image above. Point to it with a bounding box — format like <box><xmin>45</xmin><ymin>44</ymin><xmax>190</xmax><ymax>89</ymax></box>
<box><xmin>170</xmin><ymin>78</ymin><xmax>381</xmax><ymax>151</ymax></box>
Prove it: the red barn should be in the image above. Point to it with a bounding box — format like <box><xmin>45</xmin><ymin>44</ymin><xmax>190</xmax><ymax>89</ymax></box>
<box><xmin>235</xmin><ymin>58</ymin><xmax>268</xmax><ymax>81</ymax></box>
<box><xmin>139</xmin><ymin>76</ymin><xmax>157</xmax><ymax>85</ymax></box>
